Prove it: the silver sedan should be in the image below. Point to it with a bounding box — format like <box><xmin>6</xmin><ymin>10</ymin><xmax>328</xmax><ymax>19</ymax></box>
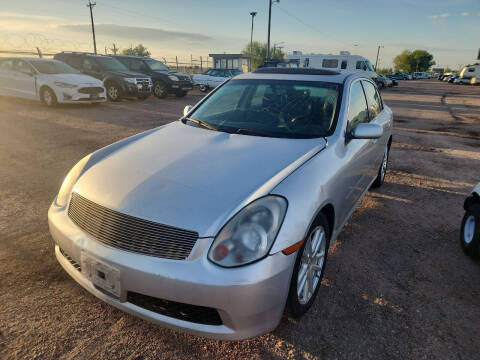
<box><xmin>48</xmin><ymin>68</ymin><xmax>393</xmax><ymax>340</ymax></box>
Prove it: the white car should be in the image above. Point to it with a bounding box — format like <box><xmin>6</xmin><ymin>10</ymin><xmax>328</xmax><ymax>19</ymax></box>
<box><xmin>0</xmin><ymin>57</ymin><xmax>106</xmax><ymax>106</ymax></box>
<box><xmin>192</xmin><ymin>68</ymin><xmax>243</xmax><ymax>92</ymax></box>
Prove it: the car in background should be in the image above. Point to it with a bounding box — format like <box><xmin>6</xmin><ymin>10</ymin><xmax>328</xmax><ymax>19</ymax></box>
<box><xmin>375</xmin><ymin>74</ymin><xmax>392</xmax><ymax>89</ymax></box>
<box><xmin>390</xmin><ymin>72</ymin><xmax>408</xmax><ymax>80</ymax></box>
<box><xmin>413</xmin><ymin>72</ymin><xmax>430</xmax><ymax>79</ymax></box>
<box><xmin>385</xmin><ymin>74</ymin><xmax>399</xmax><ymax>86</ymax></box>
<box><xmin>48</xmin><ymin>68</ymin><xmax>393</xmax><ymax>340</ymax></box>
<box><xmin>54</xmin><ymin>52</ymin><xmax>152</xmax><ymax>101</ymax></box>
<box><xmin>191</xmin><ymin>68</ymin><xmax>243</xmax><ymax>92</ymax></box>
<box><xmin>471</xmin><ymin>77</ymin><xmax>479</xmax><ymax>86</ymax></box>
<box><xmin>447</xmin><ymin>74</ymin><xmax>459</xmax><ymax>83</ymax></box>
<box><xmin>459</xmin><ymin>65</ymin><xmax>480</xmax><ymax>84</ymax></box>
<box><xmin>113</xmin><ymin>55</ymin><xmax>193</xmax><ymax>98</ymax></box>
<box><xmin>0</xmin><ymin>57</ymin><xmax>105</xmax><ymax>106</ymax></box>
<box><xmin>461</xmin><ymin>183</ymin><xmax>480</xmax><ymax>258</ymax></box>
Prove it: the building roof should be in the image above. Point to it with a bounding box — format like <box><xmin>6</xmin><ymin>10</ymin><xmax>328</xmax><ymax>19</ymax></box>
<box><xmin>209</xmin><ymin>54</ymin><xmax>252</xmax><ymax>59</ymax></box>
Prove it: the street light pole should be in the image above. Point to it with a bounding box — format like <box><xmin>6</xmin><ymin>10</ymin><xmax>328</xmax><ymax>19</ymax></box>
<box><xmin>374</xmin><ymin>45</ymin><xmax>383</xmax><ymax>71</ymax></box>
<box><xmin>87</xmin><ymin>0</ymin><xmax>97</xmax><ymax>55</ymax></box>
<box><xmin>250</xmin><ymin>12</ymin><xmax>257</xmax><ymax>55</ymax></box>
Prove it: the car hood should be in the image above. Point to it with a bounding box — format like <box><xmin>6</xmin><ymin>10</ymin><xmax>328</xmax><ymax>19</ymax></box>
<box><xmin>104</xmin><ymin>70</ymin><xmax>149</xmax><ymax>78</ymax></box>
<box><xmin>74</xmin><ymin>121</ymin><xmax>326</xmax><ymax>237</ymax></box>
<box><xmin>43</xmin><ymin>73</ymin><xmax>103</xmax><ymax>86</ymax></box>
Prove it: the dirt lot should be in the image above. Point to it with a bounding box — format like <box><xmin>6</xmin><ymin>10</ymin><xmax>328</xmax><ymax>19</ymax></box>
<box><xmin>0</xmin><ymin>81</ymin><xmax>479</xmax><ymax>360</ymax></box>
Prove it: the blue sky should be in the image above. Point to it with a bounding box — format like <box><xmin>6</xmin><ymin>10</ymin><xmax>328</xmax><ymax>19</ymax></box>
<box><xmin>0</xmin><ymin>0</ymin><xmax>478</xmax><ymax>69</ymax></box>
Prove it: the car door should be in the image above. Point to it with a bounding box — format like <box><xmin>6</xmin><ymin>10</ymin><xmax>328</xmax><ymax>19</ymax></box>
<box><xmin>361</xmin><ymin>80</ymin><xmax>390</xmax><ymax>181</ymax></box>
<box><xmin>0</xmin><ymin>59</ymin><xmax>15</xmax><ymax>96</ymax></box>
<box><xmin>337</xmin><ymin>80</ymin><xmax>373</xmax><ymax>224</ymax></box>
<box><xmin>11</xmin><ymin>60</ymin><xmax>37</xmax><ymax>98</ymax></box>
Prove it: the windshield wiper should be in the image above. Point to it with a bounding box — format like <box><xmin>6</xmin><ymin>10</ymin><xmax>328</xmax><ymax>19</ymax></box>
<box><xmin>234</xmin><ymin>128</ymin><xmax>272</xmax><ymax>137</ymax></box>
<box><xmin>183</xmin><ymin>117</ymin><xmax>218</xmax><ymax>131</ymax></box>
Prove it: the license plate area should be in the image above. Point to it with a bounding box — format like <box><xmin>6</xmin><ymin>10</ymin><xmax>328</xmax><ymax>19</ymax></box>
<box><xmin>81</xmin><ymin>252</ymin><xmax>121</xmax><ymax>298</ymax></box>
<box><xmin>90</xmin><ymin>93</ymin><xmax>99</xmax><ymax>100</ymax></box>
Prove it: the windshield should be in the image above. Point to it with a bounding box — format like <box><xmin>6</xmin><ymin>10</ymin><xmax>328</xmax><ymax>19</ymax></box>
<box><xmin>94</xmin><ymin>57</ymin><xmax>129</xmax><ymax>71</ymax></box>
<box><xmin>188</xmin><ymin>79</ymin><xmax>342</xmax><ymax>138</ymax></box>
<box><xmin>29</xmin><ymin>60</ymin><xmax>79</xmax><ymax>74</ymax></box>
<box><xmin>144</xmin><ymin>59</ymin><xmax>170</xmax><ymax>71</ymax></box>
<box><xmin>366</xmin><ymin>61</ymin><xmax>375</xmax><ymax>72</ymax></box>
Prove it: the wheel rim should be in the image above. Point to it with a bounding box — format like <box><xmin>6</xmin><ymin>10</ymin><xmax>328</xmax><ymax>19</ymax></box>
<box><xmin>199</xmin><ymin>85</ymin><xmax>207</xmax><ymax>91</ymax></box>
<box><xmin>464</xmin><ymin>215</ymin><xmax>476</xmax><ymax>244</ymax></box>
<box><xmin>44</xmin><ymin>90</ymin><xmax>52</xmax><ymax>105</ymax></box>
<box><xmin>380</xmin><ymin>146</ymin><xmax>388</xmax><ymax>181</ymax></box>
<box><xmin>108</xmin><ymin>86</ymin><xmax>118</xmax><ymax>100</ymax></box>
<box><xmin>297</xmin><ymin>226</ymin><xmax>326</xmax><ymax>305</ymax></box>
<box><xmin>154</xmin><ymin>83</ymin><xmax>166</xmax><ymax>96</ymax></box>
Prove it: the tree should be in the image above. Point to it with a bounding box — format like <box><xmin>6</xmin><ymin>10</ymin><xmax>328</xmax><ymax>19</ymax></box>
<box><xmin>393</xmin><ymin>49</ymin><xmax>435</xmax><ymax>73</ymax></box>
<box><xmin>242</xmin><ymin>41</ymin><xmax>284</xmax><ymax>70</ymax></box>
<box><xmin>121</xmin><ymin>44</ymin><xmax>151</xmax><ymax>57</ymax></box>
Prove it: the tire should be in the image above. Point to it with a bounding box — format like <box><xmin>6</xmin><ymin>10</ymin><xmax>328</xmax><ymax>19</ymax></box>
<box><xmin>175</xmin><ymin>91</ymin><xmax>188</xmax><ymax>98</ymax></box>
<box><xmin>153</xmin><ymin>81</ymin><xmax>168</xmax><ymax>99</ymax></box>
<box><xmin>287</xmin><ymin>212</ymin><xmax>330</xmax><ymax>318</ymax></box>
<box><xmin>371</xmin><ymin>144</ymin><xmax>389</xmax><ymax>188</ymax></box>
<box><xmin>199</xmin><ymin>84</ymin><xmax>209</xmax><ymax>93</ymax></box>
<box><xmin>106</xmin><ymin>83</ymin><xmax>122</xmax><ymax>102</ymax></box>
<box><xmin>40</xmin><ymin>87</ymin><xmax>57</xmax><ymax>107</ymax></box>
<box><xmin>460</xmin><ymin>204</ymin><xmax>480</xmax><ymax>258</ymax></box>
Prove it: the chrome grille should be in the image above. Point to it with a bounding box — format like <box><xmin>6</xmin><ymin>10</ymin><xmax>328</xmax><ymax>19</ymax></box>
<box><xmin>68</xmin><ymin>193</ymin><xmax>198</xmax><ymax>260</ymax></box>
<box><xmin>136</xmin><ymin>78</ymin><xmax>151</xmax><ymax>86</ymax></box>
<box><xmin>78</xmin><ymin>87</ymin><xmax>104</xmax><ymax>94</ymax></box>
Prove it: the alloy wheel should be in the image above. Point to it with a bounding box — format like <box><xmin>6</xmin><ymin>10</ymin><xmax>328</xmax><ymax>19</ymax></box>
<box><xmin>380</xmin><ymin>146</ymin><xmax>388</xmax><ymax>181</ymax></box>
<box><xmin>108</xmin><ymin>86</ymin><xmax>118</xmax><ymax>100</ymax></box>
<box><xmin>154</xmin><ymin>83</ymin><xmax>167</xmax><ymax>97</ymax></box>
<box><xmin>43</xmin><ymin>90</ymin><xmax>53</xmax><ymax>106</ymax></box>
<box><xmin>297</xmin><ymin>225</ymin><xmax>326</xmax><ymax>305</ymax></box>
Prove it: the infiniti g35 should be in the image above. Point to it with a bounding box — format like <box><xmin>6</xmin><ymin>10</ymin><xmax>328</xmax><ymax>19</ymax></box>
<box><xmin>48</xmin><ymin>68</ymin><xmax>393</xmax><ymax>340</ymax></box>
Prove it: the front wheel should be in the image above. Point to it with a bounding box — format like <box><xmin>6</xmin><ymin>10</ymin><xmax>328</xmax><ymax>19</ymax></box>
<box><xmin>371</xmin><ymin>144</ymin><xmax>389</xmax><ymax>188</ymax></box>
<box><xmin>198</xmin><ymin>84</ymin><xmax>209</xmax><ymax>92</ymax></box>
<box><xmin>461</xmin><ymin>204</ymin><xmax>480</xmax><ymax>258</ymax></box>
<box><xmin>106</xmin><ymin>83</ymin><xmax>122</xmax><ymax>102</ymax></box>
<box><xmin>287</xmin><ymin>213</ymin><xmax>330</xmax><ymax>318</ymax></box>
<box><xmin>153</xmin><ymin>81</ymin><xmax>168</xmax><ymax>98</ymax></box>
<box><xmin>40</xmin><ymin>87</ymin><xmax>58</xmax><ymax>107</ymax></box>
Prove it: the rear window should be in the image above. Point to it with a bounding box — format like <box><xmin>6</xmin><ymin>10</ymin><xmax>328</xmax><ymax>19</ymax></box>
<box><xmin>322</xmin><ymin>59</ymin><xmax>339</xmax><ymax>68</ymax></box>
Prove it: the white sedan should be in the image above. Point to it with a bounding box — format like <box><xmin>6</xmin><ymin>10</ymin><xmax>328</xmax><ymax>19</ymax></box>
<box><xmin>191</xmin><ymin>68</ymin><xmax>243</xmax><ymax>92</ymax></box>
<box><xmin>0</xmin><ymin>57</ymin><xmax>106</xmax><ymax>106</ymax></box>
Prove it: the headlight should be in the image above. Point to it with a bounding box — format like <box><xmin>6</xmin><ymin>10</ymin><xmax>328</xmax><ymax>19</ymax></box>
<box><xmin>54</xmin><ymin>82</ymin><xmax>77</xmax><ymax>88</ymax></box>
<box><xmin>208</xmin><ymin>196</ymin><xmax>287</xmax><ymax>267</ymax></box>
<box><xmin>55</xmin><ymin>154</ymin><xmax>91</xmax><ymax>207</ymax></box>
<box><xmin>123</xmin><ymin>77</ymin><xmax>136</xmax><ymax>84</ymax></box>
<box><xmin>168</xmin><ymin>75</ymin><xmax>179</xmax><ymax>81</ymax></box>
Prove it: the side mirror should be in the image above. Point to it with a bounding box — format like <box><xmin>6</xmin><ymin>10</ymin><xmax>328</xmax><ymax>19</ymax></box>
<box><xmin>348</xmin><ymin>123</ymin><xmax>383</xmax><ymax>140</ymax></box>
<box><xmin>183</xmin><ymin>105</ymin><xmax>193</xmax><ymax>116</ymax></box>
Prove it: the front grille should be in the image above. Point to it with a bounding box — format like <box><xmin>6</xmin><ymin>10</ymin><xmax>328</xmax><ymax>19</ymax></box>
<box><xmin>127</xmin><ymin>292</ymin><xmax>223</xmax><ymax>325</ymax></box>
<box><xmin>59</xmin><ymin>248</ymin><xmax>81</xmax><ymax>271</ymax></box>
<box><xmin>136</xmin><ymin>78</ymin><xmax>151</xmax><ymax>87</ymax></box>
<box><xmin>68</xmin><ymin>193</ymin><xmax>198</xmax><ymax>260</ymax></box>
<box><xmin>78</xmin><ymin>87</ymin><xmax>104</xmax><ymax>94</ymax></box>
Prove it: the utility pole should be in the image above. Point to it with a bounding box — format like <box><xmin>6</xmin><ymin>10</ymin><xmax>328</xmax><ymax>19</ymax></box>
<box><xmin>266</xmin><ymin>0</ymin><xmax>279</xmax><ymax>60</ymax></box>
<box><xmin>111</xmin><ymin>43</ymin><xmax>118</xmax><ymax>55</ymax></box>
<box><xmin>87</xmin><ymin>0</ymin><xmax>97</xmax><ymax>55</ymax></box>
<box><xmin>374</xmin><ymin>45</ymin><xmax>383</xmax><ymax>71</ymax></box>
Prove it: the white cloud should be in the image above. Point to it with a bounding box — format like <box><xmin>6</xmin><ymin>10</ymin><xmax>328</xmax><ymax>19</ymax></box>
<box><xmin>429</xmin><ymin>13</ymin><xmax>449</xmax><ymax>19</ymax></box>
<box><xmin>461</xmin><ymin>12</ymin><xmax>470</xmax><ymax>16</ymax></box>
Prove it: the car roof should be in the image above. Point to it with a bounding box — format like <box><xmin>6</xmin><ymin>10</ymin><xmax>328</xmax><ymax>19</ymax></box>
<box><xmin>235</xmin><ymin>67</ymin><xmax>361</xmax><ymax>84</ymax></box>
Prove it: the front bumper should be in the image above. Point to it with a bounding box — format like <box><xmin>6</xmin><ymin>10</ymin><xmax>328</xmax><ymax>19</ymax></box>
<box><xmin>167</xmin><ymin>80</ymin><xmax>193</xmax><ymax>93</ymax></box>
<box><xmin>55</xmin><ymin>87</ymin><xmax>106</xmax><ymax>104</ymax></box>
<box><xmin>121</xmin><ymin>82</ymin><xmax>152</xmax><ymax>97</ymax></box>
<box><xmin>48</xmin><ymin>202</ymin><xmax>295</xmax><ymax>340</ymax></box>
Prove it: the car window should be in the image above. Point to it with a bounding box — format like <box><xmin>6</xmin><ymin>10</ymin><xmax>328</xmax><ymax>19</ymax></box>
<box><xmin>0</xmin><ymin>59</ymin><xmax>14</xmax><ymax>70</ymax></box>
<box><xmin>129</xmin><ymin>59</ymin><xmax>146</xmax><ymax>71</ymax></box>
<box><xmin>362</xmin><ymin>80</ymin><xmax>383</xmax><ymax>119</ymax></box>
<box><xmin>29</xmin><ymin>60</ymin><xmax>79</xmax><ymax>74</ymax></box>
<box><xmin>356</xmin><ymin>61</ymin><xmax>366</xmax><ymax>70</ymax></box>
<box><xmin>14</xmin><ymin>60</ymin><xmax>34</xmax><ymax>73</ymax></box>
<box><xmin>347</xmin><ymin>81</ymin><xmax>369</xmax><ymax>132</ymax></box>
<box><xmin>64</xmin><ymin>56</ymin><xmax>83</xmax><ymax>69</ymax></box>
<box><xmin>190</xmin><ymin>79</ymin><xmax>341</xmax><ymax>138</ymax></box>
<box><xmin>341</xmin><ymin>60</ymin><xmax>347</xmax><ymax>70</ymax></box>
<box><xmin>83</xmin><ymin>58</ymin><xmax>96</xmax><ymax>71</ymax></box>
<box><xmin>468</xmin><ymin>68</ymin><xmax>475</xmax><ymax>72</ymax></box>
<box><xmin>322</xmin><ymin>59</ymin><xmax>338</xmax><ymax>68</ymax></box>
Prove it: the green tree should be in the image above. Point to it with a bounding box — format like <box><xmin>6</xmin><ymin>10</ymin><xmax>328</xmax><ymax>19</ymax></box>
<box><xmin>121</xmin><ymin>44</ymin><xmax>151</xmax><ymax>57</ymax></box>
<box><xmin>242</xmin><ymin>41</ymin><xmax>284</xmax><ymax>70</ymax></box>
<box><xmin>393</xmin><ymin>49</ymin><xmax>435</xmax><ymax>73</ymax></box>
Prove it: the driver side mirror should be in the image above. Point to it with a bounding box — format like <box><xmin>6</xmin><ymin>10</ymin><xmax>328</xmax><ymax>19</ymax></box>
<box><xmin>348</xmin><ymin>123</ymin><xmax>383</xmax><ymax>140</ymax></box>
<box><xmin>183</xmin><ymin>105</ymin><xmax>193</xmax><ymax>116</ymax></box>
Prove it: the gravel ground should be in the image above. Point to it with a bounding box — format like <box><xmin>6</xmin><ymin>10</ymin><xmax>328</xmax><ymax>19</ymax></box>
<box><xmin>0</xmin><ymin>81</ymin><xmax>479</xmax><ymax>360</ymax></box>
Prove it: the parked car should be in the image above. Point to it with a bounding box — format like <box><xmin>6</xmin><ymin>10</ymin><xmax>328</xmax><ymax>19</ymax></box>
<box><xmin>113</xmin><ymin>55</ymin><xmax>193</xmax><ymax>98</ymax></box>
<box><xmin>447</xmin><ymin>74</ymin><xmax>459</xmax><ymax>83</ymax></box>
<box><xmin>459</xmin><ymin>65</ymin><xmax>480</xmax><ymax>83</ymax></box>
<box><xmin>385</xmin><ymin>74</ymin><xmax>399</xmax><ymax>86</ymax></box>
<box><xmin>471</xmin><ymin>77</ymin><xmax>479</xmax><ymax>86</ymax></box>
<box><xmin>461</xmin><ymin>183</ymin><xmax>480</xmax><ymax>258</ymax></box>
<box><xmin>49</xmin><ymin>67</ymin><xmax>393</xmax><ymax>340</ymax></box>
<box><xmin>191</xmin><ymin>68</ymin><xmax>243</xmax><ymax>92</ymax></box>
<box><xmin>413</xmin><ymin>72</ymin><xmax>430</xmax><ymax>79</ymax></box>
<box><xmin>54</xmin><ymin>52</ymin><xmax>152</xmax><ymax>101</ymax></box>
<box><xmin>0</xmin><ymin>57</ymin><xmax>105</xmax><ymax>106</ymax></box>
<box><xmin>376</xmin><ymin>74</ymin><xmax>393</xmax><ymax>88</ymax></box>
<box><xmin>390</xmin><ymin>72</ymin><xmax>408</xmax><ymax>80</ymax></box>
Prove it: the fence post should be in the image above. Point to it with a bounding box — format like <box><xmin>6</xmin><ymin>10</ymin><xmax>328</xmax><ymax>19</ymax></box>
<box><xmin>190</xmin><ymin>54</ymin><xmax>193</xmax><ymax>70</ymax></box>
<box><xmin>176</xmin><ymin>56</ymin><xmax>178</xmax><ymax>71</ymax></box>
<box><xmin>200</xmin><ymin>56</ymin><xmax>203</xmax><ymax>72</ymax></box>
